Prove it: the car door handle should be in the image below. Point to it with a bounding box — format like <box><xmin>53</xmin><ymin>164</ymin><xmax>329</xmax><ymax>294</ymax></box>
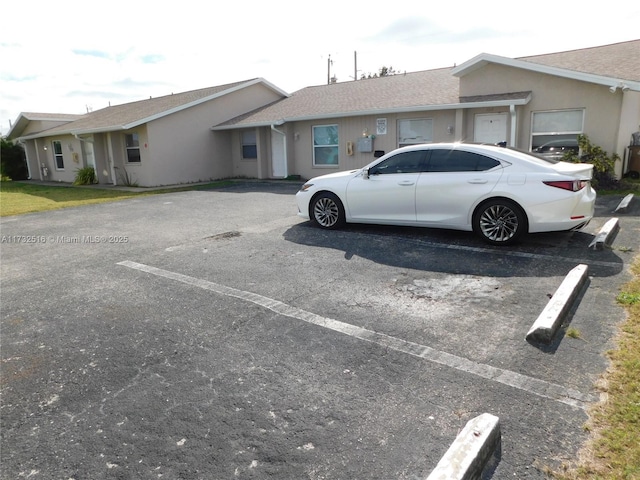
<box><xmin>468</xmin><ymin>179</ymin><xmax>488</xmax><ymax>184</ymax></box>
<box><xmin>397</xmin><ymin>181</ymin><xmax>415</xmax><ymax>186</ymax></box>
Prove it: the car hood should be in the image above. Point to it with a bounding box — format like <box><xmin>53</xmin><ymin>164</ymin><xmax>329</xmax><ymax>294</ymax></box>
<box><xmin>553</xmin><ymin>161</ymin><xmax>594</xmax><ymax>179</ymax></box>
<box><xmin>309</xmin><ymin>169</ymin><xmax>361</xmax><ymax>183</ymax></box>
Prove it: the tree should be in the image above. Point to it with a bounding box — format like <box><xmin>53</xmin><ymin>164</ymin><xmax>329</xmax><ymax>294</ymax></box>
<box><xmin>360</xmin><ymin>66</ymin><xmax>398</xmax><ymax>79</ymax></box>
<box><xmin>1</xmin><ymin>137</ymin><xmax>28</xmax><ymax>181</ymax></box>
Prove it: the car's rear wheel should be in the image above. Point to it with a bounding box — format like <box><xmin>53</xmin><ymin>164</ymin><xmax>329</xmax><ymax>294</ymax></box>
<box><xmin>473</xmin><ymin>199</ymin><xmax>527</xmax><ymax>245</ymax></box>
<box><xmin>311</xmin><ymin>192</ymin><xmax>345</xmax><ymax>229</ymax></box>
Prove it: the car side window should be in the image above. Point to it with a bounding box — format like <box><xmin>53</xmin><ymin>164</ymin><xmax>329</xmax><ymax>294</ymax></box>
<box><xmin>426</xmin><ymin>150</ymin><xmax>501</xmax><ymax>172</ymax></box>
<box><xmin>370</xmin><ymin>151</ymin><xmax>426</xmax><ymax>175</ymax></box>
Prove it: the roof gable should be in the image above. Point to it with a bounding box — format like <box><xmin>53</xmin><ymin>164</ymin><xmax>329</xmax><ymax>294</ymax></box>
<box><xmin>7</xmin><ymin>112</ymin><xmax>85</xmax><ymax>139</ymax></box>
<box><xmin>452</xmin><ymin>39</ymin><xmax>640</xmax><ymax>91</ymax></box>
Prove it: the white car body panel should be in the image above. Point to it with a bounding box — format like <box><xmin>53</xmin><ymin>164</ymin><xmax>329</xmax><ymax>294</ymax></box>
<box><xmin>295</xmin><ymin>143</ymin><xmax>596</xmax><ymax>242</ymax></box>
<box><xmin>346</xmin><ymin>172</ymin><xmax>419</xmax><ymax>222</ymax></box>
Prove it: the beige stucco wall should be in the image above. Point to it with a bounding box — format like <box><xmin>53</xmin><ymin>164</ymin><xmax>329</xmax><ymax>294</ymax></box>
<box><xmin>230</xmin><ymin>130</ymin><xmax>258</xmax><ymax>178</ymax></box>
<box><xmin>460</xmin><ymin>63</ymin><xmax>625</xmax><ymax>153</ymax></box>
<box><xmin>136</xmin><ymin>83</ymin><xmax>284</xmax><ymax>186</ymax></box>
<box><xmin>288</xmin><ymin>111</ymin><xmax>458</xmax><ymax>180</ymax></box>
<box><xmin>27</xmin><ymin>134</ymin><xmax>86</xmax><ymax>183</ymax></box>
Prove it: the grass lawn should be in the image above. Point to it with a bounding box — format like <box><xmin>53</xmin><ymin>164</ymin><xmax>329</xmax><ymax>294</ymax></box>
<box><xmin>553</xmin><ymin>256</ymin><xmax>640</xmax><ymax>479</ymax></box>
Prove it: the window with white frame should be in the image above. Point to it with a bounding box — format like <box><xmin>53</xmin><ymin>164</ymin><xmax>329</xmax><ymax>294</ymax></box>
<box><xmin>531</xmin><ymin>109</ymin><xmax>584</xmax><ymax>158</ymax></box>
<box><xmin>125</xmin><ymin>133</ymin><xmax>141</xmax><ymax>163</ymax></box>
<box><xmin>313</xmin><ymin>125</ymin><xmax>339</xmax><ymax>166</ymax></box>
<box><xmin>398</xmin><ymin>118</ymin><xmax>433</xmax><ymax>147</ymax></box>
<box><xmin>242</xmin><ymin>130</ymin><xmax>257</xmax><ymax>159</ymax></box>
<box><xmin>52</xmin><ymin>141</ymin><xmax>64</xmax><ymax>169</ymax></box>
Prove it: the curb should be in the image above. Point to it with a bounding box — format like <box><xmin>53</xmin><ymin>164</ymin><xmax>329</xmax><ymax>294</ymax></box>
<box><xmin>426</xmin><ymin>413</ymin><xmax>501</xmax><ymax>480</ymax></box>
<box><xmin>525</xmin><ymin>264</ymin><xmax>589</xmax><ymax>344</ymax></box>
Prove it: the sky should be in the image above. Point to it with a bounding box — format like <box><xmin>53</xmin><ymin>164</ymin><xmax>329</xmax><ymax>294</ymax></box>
<box><xmin>2</xmin><ymin>0</ymin><xmax>639</xmax><ymax>136</ymax></box>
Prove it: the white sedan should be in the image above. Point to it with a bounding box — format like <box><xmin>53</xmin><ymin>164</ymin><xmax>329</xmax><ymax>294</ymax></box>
<box><xmin>296</xmin><ymin>143</ymin><xmax>596</xmax><ymax>245</ymax></box>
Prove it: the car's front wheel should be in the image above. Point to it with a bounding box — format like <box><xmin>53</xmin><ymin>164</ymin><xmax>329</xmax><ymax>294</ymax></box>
<box><xmin>311</xmin><ymin>192</ymin><xmax>345</xmax><ymax>229</ymax></box>
<box><xmin>473</xmin><ymin>199</ymin><xmax>527</xmax><ymax>245</ymax></box>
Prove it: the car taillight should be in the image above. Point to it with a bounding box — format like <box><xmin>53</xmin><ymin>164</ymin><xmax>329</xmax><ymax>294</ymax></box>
<box><xmin>543</xmin><ymin>180</ymin><xmax>588</xmax><ymax>192</ymax></box>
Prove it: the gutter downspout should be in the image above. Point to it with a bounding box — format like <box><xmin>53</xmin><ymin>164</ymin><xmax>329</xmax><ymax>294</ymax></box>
<box><xmin>271</xmin><ymin>124</ymin><xmax>288</xmax><ymax>178</ymax></box>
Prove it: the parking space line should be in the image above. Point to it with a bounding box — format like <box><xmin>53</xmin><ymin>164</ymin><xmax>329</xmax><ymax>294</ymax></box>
<box><xmin>118</xmin><ymin>260</ymin><xmax>597</xmax><ymax>409</ymax></box>
<box><xmin>370</xmin><ymin>233</ymin><xmax>621</xmax><ymax>268</ymax></box>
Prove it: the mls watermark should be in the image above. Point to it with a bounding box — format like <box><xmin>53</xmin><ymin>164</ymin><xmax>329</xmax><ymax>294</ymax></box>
<box><xmin>1</xmin><ymin>235</ymin><xmax>129</xmax><ymax>245</ymax></box>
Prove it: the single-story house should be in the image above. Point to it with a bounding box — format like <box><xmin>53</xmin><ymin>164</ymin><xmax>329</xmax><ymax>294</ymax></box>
<box><xmin>7</xmin><ymin>79</ymin><xmax>289</xmax><ymax>186</ymax></box>
<box><xmin>8</xmin><ymin>39</ymin><xmax>640</xmax><ymax>186</ymax></box>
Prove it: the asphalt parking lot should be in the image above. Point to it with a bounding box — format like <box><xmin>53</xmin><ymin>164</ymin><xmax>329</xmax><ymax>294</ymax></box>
<box><xmin>1</xmin><ymin>182</ymin><xmax>638</xmax><ymax>480</ymax></box>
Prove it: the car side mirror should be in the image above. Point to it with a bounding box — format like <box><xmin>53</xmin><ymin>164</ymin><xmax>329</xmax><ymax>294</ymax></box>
<box><xmin>363</xmin><ymin>168</ymin><xmax>369</xmax><ymax>179</ymax></box>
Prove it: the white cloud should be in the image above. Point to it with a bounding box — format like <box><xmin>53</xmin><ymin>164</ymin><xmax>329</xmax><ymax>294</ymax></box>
<box><xmin>2</xmin><ymin>0</ymin><xmax>639</xmax><ymax>135</ymax></box>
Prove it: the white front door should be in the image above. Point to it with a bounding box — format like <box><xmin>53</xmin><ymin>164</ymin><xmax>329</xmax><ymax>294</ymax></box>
<box><xmin>474</xmin><ymin>113</ymin><xmax>508</xmax><ymax>144</ymax></box>
<box><xmin>271</xmin><ymin>130</ymin><xmax>286</xmax><ymax>178</ymax></box>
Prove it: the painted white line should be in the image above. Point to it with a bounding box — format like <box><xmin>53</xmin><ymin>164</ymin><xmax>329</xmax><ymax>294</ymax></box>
<box><xmin>367</xmin><ymin>232</ymin><xmax>621</xmax><ymax>268</ymax></box>
<box><xmin>117</xmin><ymin>260</ymin><xmax>597</xmax><ymax>409</ymax></box>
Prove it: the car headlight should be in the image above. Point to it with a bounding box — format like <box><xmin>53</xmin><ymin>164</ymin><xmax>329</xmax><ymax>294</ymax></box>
<box><xmin>299</xmin><ymin>183</ymin><xmax>314</xmax><ymax>192</ymax></box>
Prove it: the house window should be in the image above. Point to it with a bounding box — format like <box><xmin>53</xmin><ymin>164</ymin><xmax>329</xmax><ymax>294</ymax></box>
<box><xmin>52</xmin><ymin>141</ymin><xmax>64</xmax><ymax>169</ymax></box>
<box><xmin>313</xmin><ymin>125</ymin><xmax>339</xmax><ymax>166</ymax></box>
<box><xmin>242</xmin><ymin>130</ymin><xmax>257</xmax><ymax>159</ymax></box>
<box><xmin>125</xmin><ymin>133</ymin><xmax>141</xmax><ymax>163</ymax></box>
<box><xmin>531</xmin><ymin>109</ymin><xmax>584</xmax><ymax>158</ymax></box>
<box><xmin>398</xmin><ymin>118</ymin><xmax>433</xmax><ymax>147</ymax></box>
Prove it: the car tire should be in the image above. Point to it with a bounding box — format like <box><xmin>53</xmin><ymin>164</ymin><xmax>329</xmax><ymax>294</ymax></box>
<box><xmin>473</xmin><ymin>198</ymin><xmax>527</xmax><ymax>245</ymax></box>
<box><xmin>311</xmin><ymin>192</ymin><xmax>345</xmax><ymax>229</ymax></box>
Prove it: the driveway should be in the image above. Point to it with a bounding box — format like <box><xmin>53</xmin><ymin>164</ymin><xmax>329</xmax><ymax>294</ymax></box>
<box><xmin>1</xmin><ymin>182</ymin><xmax>638</xmax><ymax>479</ymax></box>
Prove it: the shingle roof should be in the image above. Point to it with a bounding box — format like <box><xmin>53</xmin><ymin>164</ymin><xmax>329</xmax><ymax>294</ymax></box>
<box><xmin>24</xmin><ymin>79</ymin><xmax>261</xmax><ymax>138</ymax></box>
<box><xmin>220</xmin><ymin>40</ymin><xmax>640</xmax><ymax>129</ymax></box>
<box><xmin>520</xmin><ymin>39</ymin><xmax>640</xmax><ymax>83</ymax></box>
<box><xmin>215</xmin><ymin>68</ymin><xmax>460</xmax><ymax>128</ymax></box>
<box><xmin>20</xmin><ymin>112</ymin><xmax>85</xmax><ymax>121</ymax></box>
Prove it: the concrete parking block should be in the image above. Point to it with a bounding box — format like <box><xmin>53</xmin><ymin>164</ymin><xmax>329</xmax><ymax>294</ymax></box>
<box><xmin>614</xmin><ymin>193</ymin><xmax>635</xmax><ymax>213</ymax></box>
<box><xmin>526</xmin><ymin>264</ymin><xmax>589</xmax><ymax>344</ymax></box>
<box><xmin>589</xmin><ymin>217</ymin><xmax>619</xmax><ymax>250</ymax></box>
<box><xmin>426</xmin><ymin>413</ymin><xmax>501</xmax><ymax>480</ymax></box>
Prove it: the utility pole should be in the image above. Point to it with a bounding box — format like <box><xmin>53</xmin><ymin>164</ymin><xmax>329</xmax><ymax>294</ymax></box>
<box><xmin>354</xmin><ymin>51</ymin><xmax>357</xmax><ymax>81</ymax></box>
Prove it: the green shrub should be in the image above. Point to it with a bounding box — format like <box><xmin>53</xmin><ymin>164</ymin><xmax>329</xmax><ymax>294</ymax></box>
<box><xmin>73</xmin><ymin>167</ymin><xmax>97</xmax><ymax>185</ymax></box>
<box><xmin>1</xmin><ymin>137</ymin><xmax>28</xmax><ymax>181</ymax></box>
<box><xmin>562</xmin><ymin>135</ymin><xmax>620</xmax><ymax>189</ymax></box>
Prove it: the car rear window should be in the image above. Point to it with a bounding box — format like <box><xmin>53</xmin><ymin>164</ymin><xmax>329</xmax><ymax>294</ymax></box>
<box><xmin>426</xmin><ymin>150</ymin><xmax>501</xmax><ymax>172</ymax></box>
<box><xmin>505</xmin><ymin>147</ymin><xmax>561</xmax><ymax>165</ymax></box>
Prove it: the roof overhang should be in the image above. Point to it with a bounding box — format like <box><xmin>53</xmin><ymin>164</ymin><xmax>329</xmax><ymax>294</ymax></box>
<box><xmin>211</xmin><ymin>92</ymin><xmax>532</xmax><ymax>131</ymax></box>
<box><xmin>452</xmin><ymin>53</ymin><xmax>640</xmax><ymax>91</ymax></box>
